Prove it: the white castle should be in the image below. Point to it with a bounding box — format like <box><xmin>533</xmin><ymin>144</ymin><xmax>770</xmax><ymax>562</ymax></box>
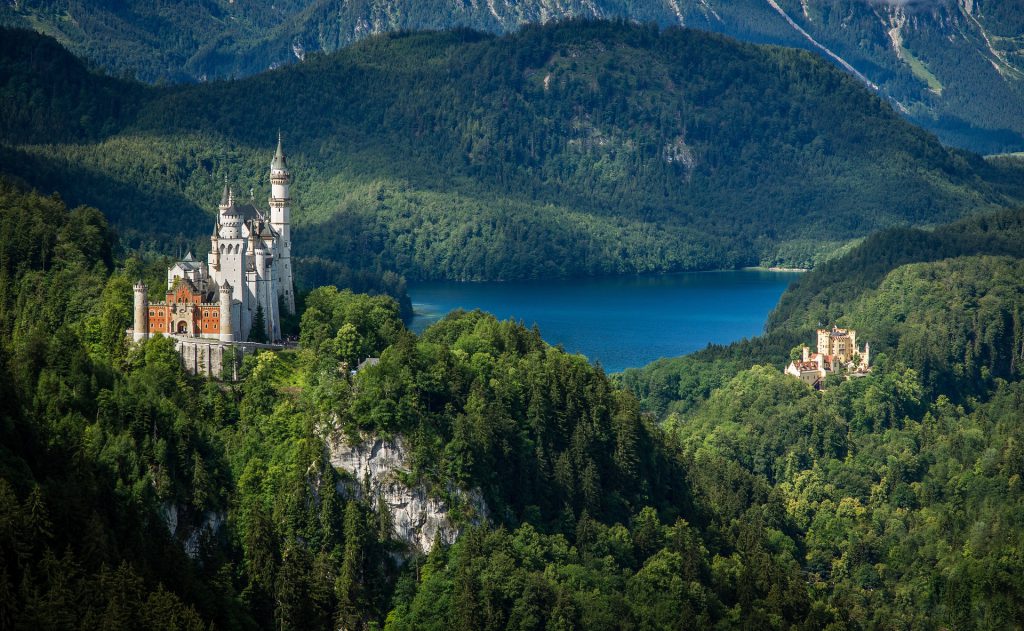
<box><xmin>131</xmin><ymin>135</ymin><xmax>295</xmax><ymax>347</ymax></box>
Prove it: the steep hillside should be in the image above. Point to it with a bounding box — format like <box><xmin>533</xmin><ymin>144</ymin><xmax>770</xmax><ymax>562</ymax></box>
<box><xmin>620</xmin><ymin>202</ymin><xmax>1024</xmax><ymax>419</ymax></box>
<box><xmin>0</xmin><ymin>183</ymin><xmax>829</xmax><ymax>629</ymax></box>
<box><xmin>6</xmin><ymin>175</ymin><xmax>1024</xmax><ymax>628</ymax></box>
<box><xmin>3</xmin><ymin>0</ymin><xmax>1022</xmax><ymax>152</ymax></box>
<box><xmin>1</xmin><ymin>24</ymin><xmax>1017</xmax><ymax>281</ymax></box>
<box><xmin>618</xmin><ymin>210</ymin><xmax>1024</xmax><ymax>627</ymax></box>
<box><xmin>3</xmin><ymin>123</ymin><xmax>1024</xmax><ymax>628</ymax></box>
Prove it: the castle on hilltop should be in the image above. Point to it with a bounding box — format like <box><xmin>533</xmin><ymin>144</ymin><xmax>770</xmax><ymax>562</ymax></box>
<box><xmin>786</xmin><ymin>326</ymin><xmax>871</xmax><ymax>389</ymax></box>
<box><xmin>129</xmin><ymin>135</ymin><xmax>296</xmax><ymax>372</ymax></box>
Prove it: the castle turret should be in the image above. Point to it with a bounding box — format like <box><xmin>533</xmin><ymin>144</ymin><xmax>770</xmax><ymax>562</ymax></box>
<box><xmin>219</xmin><ymin>281</ymin><xmax>234</xmax><ymax>342</ymax></box>
<box><xmin>218</xmin><ymin>179</ymin><xmax>232</xmax><ymax>213</ymax></box>
<box><xmin>269</xmin><ymin>132</ymin><xmax>295</xmax><ymax>314</ymax></box>
<box><xmin>220</xmin><ymin>199</ymin><xmax>242</xmax><ymax>239</ymax></box>
<box><xmin>133</xmin><ymin>282</ymin><xmax>149</xmax><ymax>343</ymax></box>
<box><xmin>210</xmin><ymin>223</ymin><xmax>221</xmax><ymax>270</ymax></box>
<box><xmin>254</xmin><ymin>242</ymin><xmax>268</xmax><ymax>278</ymax></box>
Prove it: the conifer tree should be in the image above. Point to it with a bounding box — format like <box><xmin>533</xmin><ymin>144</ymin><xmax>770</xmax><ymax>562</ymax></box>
<box><xmin>336</xmin><ymin>501</ymin><xmax>369</xmax><ymax>630</ymax></box>
<box><xmin>249</xmin><ymin>304</ymin><xmax>268</xmax><ymax>343</ymax></box>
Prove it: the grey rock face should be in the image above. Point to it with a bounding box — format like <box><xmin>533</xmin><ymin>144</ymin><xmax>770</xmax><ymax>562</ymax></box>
<box><xmin>327</xmin><ymin>434</ymin><xmax>488</xmax><ymax>553</ymax></box>
<box><xmin>161</xmin><ymin>502</ymin><xmax>225</xmax><ymax>560</ymax></box>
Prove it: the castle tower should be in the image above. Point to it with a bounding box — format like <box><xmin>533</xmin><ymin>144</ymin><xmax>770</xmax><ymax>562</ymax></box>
<box><xmin>210</xmin><ymin>222</ymin><xmax>221</xmax><ymax>271</ymax></box>
<box><xmin>216</xmin><ymin>183</ymin><xmax>246</xmax><ymax>308</ymax></box>
<box><xmin>269</xmin><ymin>132</ymin><xmax>295</xmax><ymax>314</ymax></box>
<box><xmin>219</xmin><ymin>281</ymin><xmax>235</xmax><ymax>342</ymax></box>
<box><xmin>816</xmin><ymin>328</ymin><xmax>830</xmax><ymax>357</ymax></box>
<box><xmin>133</xmin><ymin>282</ymin><xmax>149</xmax><ymax>343</ymax></box>
<box><xmin>218</xmin><ymin>179</ymin><xmax>231</xmax><ymax>212</ymax></box>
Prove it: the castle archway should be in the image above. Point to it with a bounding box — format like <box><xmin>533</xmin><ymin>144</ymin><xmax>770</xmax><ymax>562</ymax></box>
<box><xmin>176</xmin><ymin>320</ymin><xmax>190</xmax><ymax>335</ymax></box>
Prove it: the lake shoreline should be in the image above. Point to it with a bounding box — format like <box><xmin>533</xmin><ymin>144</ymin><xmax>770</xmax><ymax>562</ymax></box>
<box><xmin>408</xmin><ymin>270</ymin><xmax>801</xmax><ymax>372</ymax></box>
<box><xmin>414</xmin><ymin>267</ymin><xmax>810</xmax><ymax>284</ymax></box>
<box><xmin>741</xmin><ymin>266</ymin><xmax>810</xmax><ymax>273</ymax></box>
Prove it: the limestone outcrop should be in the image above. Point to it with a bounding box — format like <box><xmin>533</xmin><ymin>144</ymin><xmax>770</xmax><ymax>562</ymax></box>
<box><xmin>327</xmin><ymin>435</ymin><xmax>487</xmax><ymax>553</ymax></box>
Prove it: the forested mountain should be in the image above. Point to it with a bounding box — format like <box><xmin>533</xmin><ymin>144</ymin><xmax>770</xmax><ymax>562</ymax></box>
<box><xmin>0</xmin><ymin>182</ymin><xmax>825</xmax><ymax>628</ymax></box>
<box><xmin>2</xmin><ymin>24</ymin><xmax>1020</xmax><ymax>281</ymax></box>
<box><xmin>621</xmin><ymin>202</ymin><xmax>1024</xmax><ymax>418</ymax></box>
<box><xmin>616</xmin><ymin>205</ymin><xmax>1024</xmax><ymax>627</ymax></box>
<box><xmin>5</xmin><ymin>171</ymin><xmax>1024</xmax><ymax>627</ymax></box>
<box><xmin>2</xmin><ymin>0</ymin><xmax>1021</xmax><ymax>152</ymax></box>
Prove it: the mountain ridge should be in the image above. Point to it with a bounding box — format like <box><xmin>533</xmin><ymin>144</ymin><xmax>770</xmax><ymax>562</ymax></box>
<box><xmin>2</xmin><ymin>23</ymin><xmax>1018</xmax><ymax>282</ymax></box>
<box><xmin>3</xmin><ymin>0</ymin><xmax>1022</xmax><ymax>152</ymax></box>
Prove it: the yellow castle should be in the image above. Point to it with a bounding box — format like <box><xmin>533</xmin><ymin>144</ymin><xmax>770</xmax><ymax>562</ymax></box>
<box><xmin>786</xmin><ymin>326</ymin><xmax>871</xmax><ymax>389</ymax></box>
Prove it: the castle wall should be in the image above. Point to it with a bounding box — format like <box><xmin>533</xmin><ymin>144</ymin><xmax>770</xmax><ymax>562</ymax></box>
<box><xmin>148</xmin><ymin>283</ymin><xmax>222</xmax><ymax>338</ymax></box>
<box><xmin>216</xmin><ymin>239</ymin><xmax>247</xmax><ymax>305</ymax></box>
<box><xmin>174</xmin><ymin>336</ymin><xmax>284</xmax><ymax>380</ymax></box>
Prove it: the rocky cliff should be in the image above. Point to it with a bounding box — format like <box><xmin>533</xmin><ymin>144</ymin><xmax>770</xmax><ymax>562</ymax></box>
<box><xmin>327</xmin><ymin>434</ymin><xmax>488</xmax><ymax>553</ymax></box>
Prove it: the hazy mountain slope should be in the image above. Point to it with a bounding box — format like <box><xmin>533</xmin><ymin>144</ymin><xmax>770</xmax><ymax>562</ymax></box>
<box><xmin>3</xmin><ymin>0</ymin><xmax>1022</xmax><ymax>152</ymax></box>
<box><xmin>1</xmin><ymin>24</ymin><xmax>1017</xmax><ymax>280</ymax></box>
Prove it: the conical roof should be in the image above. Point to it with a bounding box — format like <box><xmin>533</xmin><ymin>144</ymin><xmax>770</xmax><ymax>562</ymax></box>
<box><xmin>220</xmin><ymin>180</ymin><xmax>231</xmax><ymax>206</ymax></box>
<box><xmin>271</xmin><ymin>131</ymin><xmax>288</xmax><ymax>171</ymax></box>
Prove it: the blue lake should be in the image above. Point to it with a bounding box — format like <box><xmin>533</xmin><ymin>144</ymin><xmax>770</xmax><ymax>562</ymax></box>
<box><xmin>409</xmin><ymin>270</ymin><xmax>802</xmax><ymax>373</ymax></box>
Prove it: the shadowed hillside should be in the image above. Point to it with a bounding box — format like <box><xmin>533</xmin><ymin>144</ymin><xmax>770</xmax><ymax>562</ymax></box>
<box><xmin>2</xmin><ymin>24</ymin><xmax>1018</xmax><ymax>281</ymax></box>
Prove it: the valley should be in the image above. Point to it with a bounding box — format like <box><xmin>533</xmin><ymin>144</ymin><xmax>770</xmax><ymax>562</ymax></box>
<box><xmin>2</xmin><ymin>23</ymin><xmax>1019</xmax><ymax>286</ymax></box>
<box><xmin>1</xmin><ymin>14</ymin><xmax>1024</xmax><ymax>631</ymax></box>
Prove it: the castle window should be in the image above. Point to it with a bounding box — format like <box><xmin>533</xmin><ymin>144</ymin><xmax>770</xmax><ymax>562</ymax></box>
<box><xmin>150</xmin><ymin>310</ymin><xmax>155</xmax><ymax>316</ymax></box>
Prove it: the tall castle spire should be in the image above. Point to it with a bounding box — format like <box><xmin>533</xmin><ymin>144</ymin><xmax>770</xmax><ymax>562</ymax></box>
<box><xmin>269</xmin><ymin>132</ymin><xmax>295</xmax><ymax>315</ymax></box>
<box><xmin>272</xmin><ymin>130</ymin><xmax>288</xmax><ymax>172</ymax></box>
<box><xmin>218</xmin><ymin>175</ymin><xmax>234</xmax><ymax>212</ymax></box>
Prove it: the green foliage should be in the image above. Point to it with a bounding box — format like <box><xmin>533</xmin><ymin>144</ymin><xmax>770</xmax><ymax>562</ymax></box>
<box><xmin>661</xmin><ymin>359</ymin><xmax>1024</xmax><ymax>628</ymax></box>
<box><xmin>6</xmin><ymin>172</ymin><xmax>1024</xmax><ymax>629</ymax></box>
<box><xmin>2</xmin><ymin>1</ymin><xmax>1022</xmax><ymax>152</ymax></box>
<box><xmin>337</xmin><ymin>309</ymin><xmax>691</xmax><ymax>528</ymax></box>
<box><xmin>768</xmin><ymin>206</ymin><xmax>1024</xmax><ymax>334</ymax></box>
<box><xmin>0</xmin><ymin>186</ymin><xmax>255</xmax><ymax>628</ymax></box>
<box><xmin>623</xmin><ymin>206</ymin><xmax>1024</xmax><ymax>630</ymax></box>
<box><xmin>843</xmin><ymin>256</ymin><xmax>1024</xmax><ymax>399</ymax></box>
<box><xmin>1</xmin><ymin>23</ymin><xmax>1017</xmax><ymax>283</ymax></box>
<box><xmin>248</xmin><ymin>304</ymin><xmax>268</xmax><ymax>343</ymax></box>
<box><xmin>300</xmin><ymin>285</ymin><xmax>404</xmax><ymax>369</ymax></box>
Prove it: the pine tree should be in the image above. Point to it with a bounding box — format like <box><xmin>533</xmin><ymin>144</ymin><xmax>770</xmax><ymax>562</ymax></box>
<box><xmin>336</xmin><ymin>501</ymin><xmax>368</xmax><ymax>631</ymax></box>
<box><xmin>249</xmin><ymin>304</ymin><xmax>268</xmax><ymax>343</ymax></box>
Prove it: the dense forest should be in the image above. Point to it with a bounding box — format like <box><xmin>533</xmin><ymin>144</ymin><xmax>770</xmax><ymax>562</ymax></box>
<box><xmin>2</xmin><ymin>0</ymin><xmax>1021</xmax><ymax>153</ymax></box>
<box><xmin>4</xmin><ymin>14</ymin><xmax>1024</xmax><ymax>629</ymax></box>
<box><xmin>617</xmin><ymin>206</ymin><xmax>1024</xmax><ymax>627</ymax></box>
<box><xmin>0</xmin><ymin>182</ymin><xmax>822</xmax><ymax>628</ymax></box>
<box><xmin>4</xmin><ymin>158</ymin><xmax>1024</xmax><ymax>626</ymax></box>
<box><xmin>621</xmin><ymin>204</ymin><xmax>1024</xmax><ymax>417</ymax></box>
<box><xmin>2</xmin><ymin>24</ymin><xmax>1022</xmax><ymax>282</ymax></box>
